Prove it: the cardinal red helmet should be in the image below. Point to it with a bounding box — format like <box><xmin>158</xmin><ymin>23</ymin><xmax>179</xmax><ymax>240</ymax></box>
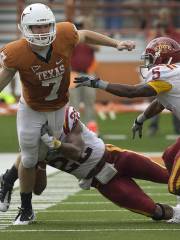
<box><xmin>140</xmin><ymin>37</ymin><xmax>180</xmax><ymax>78</ymax></box>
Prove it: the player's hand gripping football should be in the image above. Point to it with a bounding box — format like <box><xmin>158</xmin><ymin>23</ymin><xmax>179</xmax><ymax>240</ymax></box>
<box><xmin>132</xmin><ymin>118</ymin><xmax>143</xmax><ymax>139</ymax></box>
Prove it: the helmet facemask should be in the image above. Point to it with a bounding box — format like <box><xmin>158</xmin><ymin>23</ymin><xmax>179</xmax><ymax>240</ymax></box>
<box><xmin>140</xmin><ymin>51</ymin><xmax>155</xmax><ymax>79</ymax></box>
<box><xmin>21</xmin><ymin>23</ymin><xmax>56</xmax><ymax>46</ymax></box>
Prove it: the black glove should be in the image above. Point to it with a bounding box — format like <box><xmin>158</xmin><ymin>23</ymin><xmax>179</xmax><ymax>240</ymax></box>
<box><xmin>74</xmin><ymin>75</ymin><xmax>100</xmax><ymax>88</ymax></box>
<box><xmin>132</xmin><ymin>118</ymin><xmax>143</xmax><ymax>139</ymax></box>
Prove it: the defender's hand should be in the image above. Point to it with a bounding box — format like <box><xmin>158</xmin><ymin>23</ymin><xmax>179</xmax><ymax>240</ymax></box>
<box><xmin>41</xmin><ymin>122</ymin><xmax>52</xmax><ymax>137</ymax></box>
<box><xmin>74</xmin><ymin>75</ymin><xmax>100</xmax><ymax>88</ymax></box>
<box><xmin>116</xmin><ymin>40</ymin><xmax>135</xmax><ymax>51</ymax></box>
<box><xmin>132</xmin><ymin>118</ymin><xmax>143</xmax><ymax>139</ymax></box>
<box><xmin>41</xmin><ymin>122</ymin><xmax>61</xmax><ymax>149</ymax></box>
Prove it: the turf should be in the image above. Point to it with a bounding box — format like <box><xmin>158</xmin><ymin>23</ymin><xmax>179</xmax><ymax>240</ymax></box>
<box><xmin>0</xmin><ymin>115</ymin><xmax>18</xmax><ymax>152</ymax></box>
<box><xmin>98</xmin><ymin>112</ymin><xmax>176</xmax><ymax>152</ymax></box>
<box><xmin>0</xmin><ymin>112</ymin><xmax>176</xmax><ymax>152</ymax></box>
<box><xmin>0</xmin><ymin>180</ymin><xmax>179</xmax><ymax>240</ymax></box>
<box><xmin>0</xmin><ymin>112</ymin><xmax>179</xmax><ymax>240</ymax></box>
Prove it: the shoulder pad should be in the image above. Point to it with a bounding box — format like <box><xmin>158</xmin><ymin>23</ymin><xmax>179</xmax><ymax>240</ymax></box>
<box><xmin>56</xmin><ymin>22</ymin><xmax>79</xmax><ymax>46</ymax></box>
<box><xmin>0</xmin><ymin>39</ymin><xmax>27</xmax><ymax>69</ymax></box>
<box><xmin>146</xmin><ymin>64</ymin><xmax>177</xmax><ymax>82</ymax></box>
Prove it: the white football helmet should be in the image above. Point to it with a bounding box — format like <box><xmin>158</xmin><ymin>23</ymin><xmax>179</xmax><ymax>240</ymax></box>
<box><xmin>19</xmin><ymin>3</ymin><xmax>56</xmax><ymax>46</ymax></box>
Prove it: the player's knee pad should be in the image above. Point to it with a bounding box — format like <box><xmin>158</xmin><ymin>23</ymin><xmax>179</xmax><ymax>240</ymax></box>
<box><xmin>19</xmin><ymin>129</ymin><xmax>39</xmax><ymax>149</ymax></box>
<box><xmin>19</xmin><ymin>130</ymin><xmax>39</xmax><ymax>168</ymax></box>
<box><xmin>20</xmin><ymin>148</ymin><xmax>39</xmax><ymax>168</ymax></box>
<box><xmin>21</xmin><ymin>156</ymin><xmax>38</xmax><ymax>168</ymax></box>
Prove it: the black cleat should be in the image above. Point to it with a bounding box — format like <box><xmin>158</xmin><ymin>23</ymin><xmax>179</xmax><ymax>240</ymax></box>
<box><xmin>0</xmin><ymin>171</ymin><xmax>13</xmax><ymax>212</ymax></box>
<box><xmin>13</xmin><ymin>207</ymin><xmax>35</xmax><ymax>225</ymax></box>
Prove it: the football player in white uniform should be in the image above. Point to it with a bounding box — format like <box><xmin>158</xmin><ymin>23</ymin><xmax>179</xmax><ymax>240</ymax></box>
<box><xmin>73</xmin><ymin>37</ymin><xmax>180</xmax><ymax>206</ymax></box>
<box><xmin>1</xmin><ymin>106</ymin><xmax>180</xmax><ymax>224</ymax></box>
<box><xmin>74</xmin><ymin>37</ymin><xmax>180</xmax><ymax>129</ymax></box>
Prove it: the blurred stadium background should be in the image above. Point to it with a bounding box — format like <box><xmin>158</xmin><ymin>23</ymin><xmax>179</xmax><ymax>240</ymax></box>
<box><xmin>0</xmin><ymin>0</ymin><xmax>180</xmax><ymax>239</ymax></box>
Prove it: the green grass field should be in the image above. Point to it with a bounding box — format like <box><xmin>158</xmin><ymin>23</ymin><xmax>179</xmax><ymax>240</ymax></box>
<box><xmin>0</xmin><ymin>112</ymin><xmax>177</xmax><ymax>152</ymax></box>
<box><xmin>0</xmin><ymin>178</ymin><xmax>179</xmax><ymax>240</ymax></box>
<box><xmin>0</xmin><ymin>112</ymin><xmax>179</xmax><ymax>240</ymax></box>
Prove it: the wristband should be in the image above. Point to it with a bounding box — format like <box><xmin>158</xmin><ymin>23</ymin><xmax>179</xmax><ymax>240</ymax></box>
<box><xmin>98</xmin><ymin>80</ymin><xmax>109</xmax><ymax>90</ymax></box>
<box><xmin>135</xmin><ymin>118</ymin><xmax>143</xmax><ymax>126</ymax></box>
<box><xmin>136</xmin><ymin>113</ymin><xmax>147</xmax><ymax>124</ymax></box>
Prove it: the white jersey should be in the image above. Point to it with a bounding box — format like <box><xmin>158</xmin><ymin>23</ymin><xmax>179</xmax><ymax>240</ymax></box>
<box><xmin>46</xmin><ymin>106</ymin><xmax>105</xmax><ymax>179</ymax></box>
<box><xmin>145</xmin><ymin>63</ymin><xmax>180</xmax><ymax>120</ymax></box>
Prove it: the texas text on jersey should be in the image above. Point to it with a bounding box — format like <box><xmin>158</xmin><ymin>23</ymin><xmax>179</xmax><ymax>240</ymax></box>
<box><xmin>0</xmin><ymin>22</ymin><xmax>78</xmax><ymax>111</ymax></box>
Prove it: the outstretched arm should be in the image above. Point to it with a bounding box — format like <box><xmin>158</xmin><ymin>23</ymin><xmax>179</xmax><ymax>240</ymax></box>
<box><xmin>78</xmin><ymin>30</ymin><xmax>135</xmax><ymax>51</ymax></box>
<box><xmin>74</xmin><ymin>75</ymin><xmax>157</xmax><ymax>98</ymax></box>
<box><xmin>105</xmin><ymin>83</ymin><xmax>157</xmax><ymax>98</ymax></box>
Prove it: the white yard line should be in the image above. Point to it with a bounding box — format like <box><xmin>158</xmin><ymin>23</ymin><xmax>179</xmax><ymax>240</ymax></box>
<box><xmin>0</xmin><ymin>219</ymin><xmax>149</xmax><ymax>223</ymax></box>
<box><xmin>0</xmin><ymin>228</ymin><xmax>180</xmax><ymax>232</ymax></box>
<box><xmin>0</xmin><ymin>152</ymin><xmax>176</xmax><ymax>232</ymax></box>
<box><xmin>0</xmin><ymin>167</ymin><xmax>80</xmax><ymax>230</ymax></box>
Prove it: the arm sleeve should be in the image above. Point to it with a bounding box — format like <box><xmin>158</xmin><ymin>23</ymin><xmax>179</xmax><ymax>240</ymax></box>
<box><xmin>147</xmin><ymin>80</ymin><xmax>172</xmax><ymax>94</ymax></box>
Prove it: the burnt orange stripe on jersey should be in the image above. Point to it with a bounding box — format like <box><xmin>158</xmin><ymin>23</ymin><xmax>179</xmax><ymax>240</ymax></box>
<box><xmin>63</xmin><ymin>106</ymin><xmax>70</xmax><ymax>135</ymax></box>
